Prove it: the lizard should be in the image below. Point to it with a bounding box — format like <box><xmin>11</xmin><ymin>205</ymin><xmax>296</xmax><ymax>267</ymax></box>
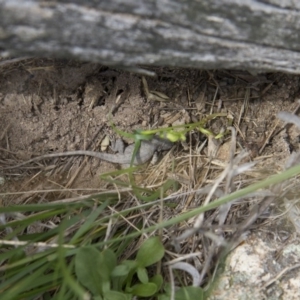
<box><xmin>2</xmin><ymin>136</ymin><xmax>173</xmax><ymax>170</ymax></box>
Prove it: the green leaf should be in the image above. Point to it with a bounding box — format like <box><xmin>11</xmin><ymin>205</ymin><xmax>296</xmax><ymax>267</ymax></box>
<box><xmin>175</xmin><ymin>287</ymin><xmax>204</xmax><ymax>300</ymax></box>
<box><xmin>136</xmin><ymin>237</ymin><xmax>164</xmax><ymax>267</ymax></box>
<box><xmin>100</xmin><ymin>249</ymin><xmax>117</xmax><ymax>280</ymax></box>
<box><xmin>75</xmin><ymin>246</ymin><xmax>103</xmax><ymax>295</ymax></box>
<box><xmin>131</xmin><ymin>282</ymin><xmax>157</xmax><ymax>297</ymax></box>
<box><xmin>121</xmin><ymin>260</ymin><xmax>139</xmax><ymax>291</ymax></box>
<box><xmin>150</xmin><ymin>274</ymin><xmax>163</xmax><ymax>292</ymax></box>
<box><xmin>104</xmin><ymin>290</ymin><xmax>131</xmax><ymax>300</ymax></box>
<box><xmin>111</xmin><ymin>265</ymin><xmax>130</xmax><ymax>277</ymax></box>
<box><xmin>158</xmin><ymin>294</ymin><xmax>170</xmax><ymax>300</ymax></box>
<box><xmin>111</xmin><ymin>264</ymin><xmax>131</xmax><ymax>292</ymax></box>
<box><xmin>137</xmin><ymin>267</ymin><xmax>148</xmax><ymax>284</ymax></box>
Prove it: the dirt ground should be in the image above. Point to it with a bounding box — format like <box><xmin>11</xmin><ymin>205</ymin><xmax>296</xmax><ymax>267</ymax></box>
<box><xmin>1</xmin><ymin>58</ymin><xmax>300</xmax><ymax>298</ymax></box>
<box><xmin>1</xmin><ymin>60</ymin><xmax>299</xmax><ymax>189</ymax></box>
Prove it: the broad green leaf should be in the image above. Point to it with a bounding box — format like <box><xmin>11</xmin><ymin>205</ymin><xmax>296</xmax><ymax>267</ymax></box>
<box><xmin>102</xmin><ymin>281</ymin><xmax>110</xmax><ymax>294</ymax></box>
<box><xmin>97</xmin><ymin>249</ymin><xmax>122</xmax><ymax>293</ymax></box>
<box><xmin>131</xmin><ymin>282</ymin><xmax>157</xmax><ymax>297</ymax></box>
<box><xmin>137</xmin><ymin>267</ymin><xmax>148</xmax><ymax>284</ymax></box>
<box><xmin>75</xmin><ymin>246</ymin><xmax>103</xmax><ymax>295</ymax></box>
<box><xmin>158</xmin><ymin>294</ymin><xmax>170</xmax><ymax>300</ymax></box>
<box><xmin>111</xmin><ymin>265</ymin><xmax>130</xmax><ymax>277</ymax></box>
<box><xmin>162</xmin><ymin>283</ymin><xmax>171</xmax><ymax>295</ymax></box>
<box><xmin>99</xmin><ymin>248</ymin><xmax>117</xmax><ymax>280</ymax></box>
<box><xmin>111</xmin><ymin>263</ymin><xmax>131</xmax><ymax>291</ymax></box>
<box><xmin>136</xmin><ymin>237</ymin><xmax>164</xmax><ymax>267</ymax></box>
<box><xmin>150</xmin><ymin>274</ymin><xmax>163</xmax><ymax>292</ymax></box>
<box><xmin>121</xmin><ymin>260</ymin><xmax>138</xmax><ymax>292</ymax></box>
<box><xmin>175</xmin><ymin>287</ymin><xmax>204</xmax><ymax>300</ymax></box>
<box><xmin>104</xmin><ymin>290</ymin><xmax>131</xmax><ymax>300</ymax></box>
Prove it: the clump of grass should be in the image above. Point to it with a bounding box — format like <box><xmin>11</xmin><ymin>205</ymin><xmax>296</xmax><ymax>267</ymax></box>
<box><xmin>2</xmin><ymin>113</ymin><xmax>300</xmax><ymax>299</ymax></box>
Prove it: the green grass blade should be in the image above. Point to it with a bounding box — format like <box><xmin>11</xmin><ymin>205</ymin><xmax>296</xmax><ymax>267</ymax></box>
<box><xmin>1</xmin><ymin>263</ymin><xmax>49</xmax><ymax>299</ymax></box>
<box><xmin>70</xmin><ymin>200</ymin><xmax>109</xmax><ymax>244</ymax></box>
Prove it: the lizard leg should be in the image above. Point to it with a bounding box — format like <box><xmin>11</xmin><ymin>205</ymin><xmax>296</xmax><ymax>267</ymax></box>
<box><xmin>150</xmin><ymin>151</ymin><xmax>159</xmax><ymax>165</ymax></box>
<box><xmin>111</xmin><ymin>138</ymin><xmax>125</xmax><ymax>154</ymax></box>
